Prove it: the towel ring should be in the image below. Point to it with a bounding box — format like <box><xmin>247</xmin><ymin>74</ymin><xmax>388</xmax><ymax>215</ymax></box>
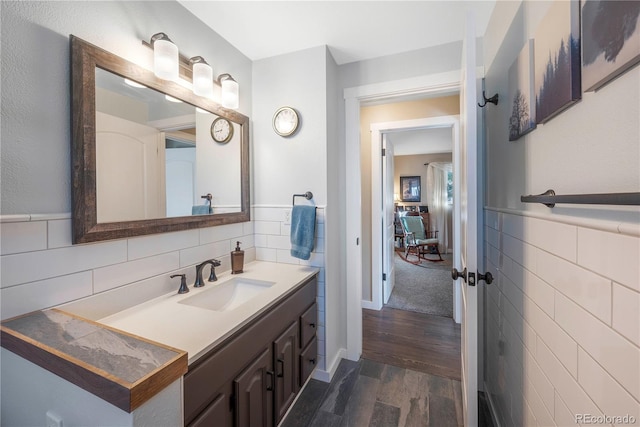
<box><xmin>292</xmin><ymin>191</ymin><xmax>313</xmax><ymax>206</ymax></box>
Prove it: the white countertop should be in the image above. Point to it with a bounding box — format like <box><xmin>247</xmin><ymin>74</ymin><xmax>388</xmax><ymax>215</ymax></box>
<box><xmin>95</xmin><ymin>261</ymin><xmax>318</xmax><ymax>365</ymax></box>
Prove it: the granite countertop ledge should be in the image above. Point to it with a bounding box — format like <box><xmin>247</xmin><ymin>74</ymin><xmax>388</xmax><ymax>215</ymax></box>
<box><xmin>0</xmin><ymin>309</ymin><xmax>187</xmax><ymax>413</ymax></box>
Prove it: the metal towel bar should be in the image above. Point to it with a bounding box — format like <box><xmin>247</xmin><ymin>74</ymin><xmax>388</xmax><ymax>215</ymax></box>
<box><xmin>520</xmin><ymin>189</ymin><xmax>640</xmax><ymax>208</ymax></box>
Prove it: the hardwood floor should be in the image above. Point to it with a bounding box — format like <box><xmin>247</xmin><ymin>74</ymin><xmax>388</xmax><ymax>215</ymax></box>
<box><xmin>362</xmin><ymin>307</ymin><xmax>461</xmax><ymax>381</ymax></box>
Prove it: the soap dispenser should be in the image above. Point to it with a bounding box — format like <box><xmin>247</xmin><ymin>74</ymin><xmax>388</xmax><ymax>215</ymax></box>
<box><xmin>231</xmin><ymin>241</ymin><xmax>244</xmax><ymax>274</ymax></box>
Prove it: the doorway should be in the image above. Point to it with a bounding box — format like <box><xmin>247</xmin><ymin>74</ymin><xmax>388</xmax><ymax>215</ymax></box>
<box><xmin>361</xmin><ymin>114</ymin><xmax>463</xmax><ymax>380</ymax></box>
<box><xmin>387</xmin><ymin>153</ymin><xmax>454</xmax><ymax>318</ymax></box>
<box><xmin>343</xmin><ymin>71</ymin><xmax>462</xmax><ymax>363</ymax></box>
<box><xmin>368</xmin><ymin>116</ymin><xmax>462</xmax><ymax>323</ymax></box>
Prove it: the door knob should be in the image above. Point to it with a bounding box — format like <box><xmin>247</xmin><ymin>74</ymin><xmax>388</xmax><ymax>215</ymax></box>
<box><xmin>451</xmin><ymin>267</ymin><xmax>467</xmax><ymax>283</ymax></box>
<box><xmin>478</xmin><ymin>271</ymin><xmax>493</xmax><ymax>284</ymax></box>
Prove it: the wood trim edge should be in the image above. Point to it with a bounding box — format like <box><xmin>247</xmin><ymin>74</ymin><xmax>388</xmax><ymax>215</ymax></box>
<box><xmin>1</xmin><ymin>328</ymin><xmax>131</xmax><ymax>411</ymax></box>
<box><xmin>2</xmin><ymin>311</ymin><xmax>188</xmax><ymax>413</ymax></box>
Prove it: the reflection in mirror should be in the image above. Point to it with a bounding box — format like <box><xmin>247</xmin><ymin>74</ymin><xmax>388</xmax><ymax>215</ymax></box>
<box><xmin>94</xmin><ymin>68</ymin><xmax>241</xmax><ymax>223</ymax></box>
<box><xmin>71</xmin><ymin>35</ymin><xmax>249</xmax><ymax>244</ymax></box>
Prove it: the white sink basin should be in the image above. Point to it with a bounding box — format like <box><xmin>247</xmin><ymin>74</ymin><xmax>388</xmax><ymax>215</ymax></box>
<box><xmin>178</xmin><ymin>278</ymin><xmax>275</xmax><ymax>312</ymax></box>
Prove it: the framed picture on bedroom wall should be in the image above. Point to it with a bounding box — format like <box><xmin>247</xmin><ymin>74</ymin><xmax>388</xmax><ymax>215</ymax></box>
<box><xmin>534</xmin><ymin>0</ymin><xmax>582</xmax><ymax>123</ymax></box>
<box><xmin>581</xmin><ymin>0</ymin><xmax>640</xmax><ymax>92</ymax></box>
<box><xmin>400</xmin><ymin>176</ymin><xmax>421</xmax><ymax>202</ymax></box>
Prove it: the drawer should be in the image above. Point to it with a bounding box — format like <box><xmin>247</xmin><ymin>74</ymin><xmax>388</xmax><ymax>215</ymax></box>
<box><xmin>299</xmin><ymin>337</ymin><xmax>317</xmax><ymax>386</ymax></box>
<box><xmin>299</xmin><ymin>302</ymin><xmax>317</xmax><ymax>348</ymax></box>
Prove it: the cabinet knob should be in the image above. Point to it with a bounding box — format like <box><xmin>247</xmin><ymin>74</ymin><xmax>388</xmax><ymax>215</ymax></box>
<box><xmin>309</xmin><ymin>322</ymin><xmax>316</xmax><ymax>328</ymax></box>
<box><xmin>309</xmin><ymin>358</ymin><xmax>316</xmax><ymax>365</ymax></box>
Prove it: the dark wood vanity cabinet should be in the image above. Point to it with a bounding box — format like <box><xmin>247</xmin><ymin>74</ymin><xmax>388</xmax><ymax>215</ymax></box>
<box><xmin>274</xmin><ymin>322</ymin><xmax>299</xmax><ymax>421</ymax></box>
<box><xmin>234</xmin><ymin>348</ymin><xmax>274</xmax><ymax>427</ymax></box>
<box><xmin>188</xmin><ymin>390</ymin><xmax>231</xmax><ymax>427</ymax></box>
<box><xmin>299</xmin><ymin>303</ymin><xmax>318</xmax><ymax>387</ymax></box>
<box><xmin>184</xmin><ymin>275</ymin><xmax>318</xmax><ymax>427</ymax></box>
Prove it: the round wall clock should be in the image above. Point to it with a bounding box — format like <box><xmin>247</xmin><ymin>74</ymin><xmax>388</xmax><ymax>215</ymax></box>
<box><xmin>210</xmin><ymin>117</ymin><xmax>234</xmax><ymax>143</ymax></box>
<box><xmin>273</xmin><ymin>106</ymin><xmax>299</xmax><ymax>137</ymax></box>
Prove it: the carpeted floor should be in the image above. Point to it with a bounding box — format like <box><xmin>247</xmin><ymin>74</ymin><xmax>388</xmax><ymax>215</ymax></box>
<box><xmin>386</xmin><ymin>251</ymin><xmax>453</xmax><ymax>317</ymax></box>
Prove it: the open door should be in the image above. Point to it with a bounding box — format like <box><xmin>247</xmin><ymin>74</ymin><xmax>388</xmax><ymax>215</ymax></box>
<box><xmin>452</xmin><ymin>10</ymin><xmax>482</xmax><ymax>427</ymax></box>
<box><xmin>382</xmin><ymin>134</ymin><xmax>395</xmax><ymax>303</ymax></box>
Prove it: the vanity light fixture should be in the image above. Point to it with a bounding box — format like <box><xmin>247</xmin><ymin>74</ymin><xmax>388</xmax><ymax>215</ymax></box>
<box><xmin>144</xmin><ymin>34</ymin><xmax>240</xmax><ymax>108</ymax></box>
<box><xmin>190</xmin><ymin>56</ymin><xmax>214</xmax><ymax>98</ymax></box>
<box><xmin>150</xmin><ymin>32</ymin><xmax>179</xmax><ymax>81</ymax></box>
<box><xmin>217</xmin><ymin>73</ymin><xmax>239</xmax><ymax>109</ymax></box>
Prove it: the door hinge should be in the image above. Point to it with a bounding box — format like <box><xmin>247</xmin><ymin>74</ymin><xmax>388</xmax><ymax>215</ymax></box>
<box><xmin>382</xmin><ymin>273</ymin><xmax>387</xmax><ymax>281</ymax></box>
<box><xmin>382</xmin><ymin>148</ymin><xmax>386</xmax><ymax>156</ymax></box>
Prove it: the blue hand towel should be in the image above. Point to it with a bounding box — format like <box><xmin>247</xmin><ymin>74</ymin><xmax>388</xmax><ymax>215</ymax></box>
<box><xmin>290</xmin><ymin>205</ymin><xmax>316</xmax><ymax>260</ymax></box>
<box><xmin>192</xmin><ymin>205</ymin><xmax>213</xmax><ymax>215</ymax></box>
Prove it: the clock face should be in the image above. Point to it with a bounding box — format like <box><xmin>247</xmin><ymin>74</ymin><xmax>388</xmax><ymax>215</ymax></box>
<box><xmin>211</xmin><ymin>117</ymin><xmax>233</xmax><ymax>143</ymax></box>
<box><xmin>273</xmin><ymin>107</ymin><xmax>299</xmax><ymax>136</ymax></box>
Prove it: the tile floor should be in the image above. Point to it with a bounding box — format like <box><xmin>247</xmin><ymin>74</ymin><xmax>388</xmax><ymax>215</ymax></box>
<box><xmin>281</xmin><ymin>358</ymin><xmax>466</xmax><ymax>427</ymax></box>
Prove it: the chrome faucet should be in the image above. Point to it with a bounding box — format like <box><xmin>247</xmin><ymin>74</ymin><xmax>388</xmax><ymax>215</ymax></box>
<box><xmin>194</xmin><ymin>259</ymin><xmax>221</xmax><ymax>288</ymax></box>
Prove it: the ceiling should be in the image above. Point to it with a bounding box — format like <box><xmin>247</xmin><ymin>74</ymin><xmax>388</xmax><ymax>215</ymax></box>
<box><xmin>179</xmin><ymin>1</ymin><xmax>496</xmax><ymax>65</ymax></box>
<box><xmin>178</xmin><ymin>1</ymin><xmax>493</xmax><ymax>156</ymax></box>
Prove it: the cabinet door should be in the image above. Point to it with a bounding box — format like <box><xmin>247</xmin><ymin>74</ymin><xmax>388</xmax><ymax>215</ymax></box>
<box><xmin>188</xmin><ymin>392</ymin><xmax>231</xmax><ymax>427</ymax></box>
<box><xmin>274</xmin><ymin>321</ymin><xmax>299</xmax><ymax>422</ymax></box>
<box><xmin>234</xmin><ymin>348</ymin><xmax>274</xmax><ymax>427</ymax></box>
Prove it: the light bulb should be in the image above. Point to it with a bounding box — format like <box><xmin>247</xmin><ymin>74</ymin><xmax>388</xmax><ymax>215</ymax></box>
<box><xmin>152</xmin><ymin>33</ymin><xmax>179</xmax><ymax>81</ymax></box>
<box><xmin>191</xmin><ymin>57</ymin><xmax>214</xmax><ymax>98</ymax></box>
<box><xmin>220</xmin><ymin>75</ymin><xmax>239</xmax><ymax>109</ymax></box>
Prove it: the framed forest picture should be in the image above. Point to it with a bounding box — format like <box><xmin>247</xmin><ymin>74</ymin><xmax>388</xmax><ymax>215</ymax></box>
<box><xmin>534</xmin><ymin>0</ymin><xmax>582</xmax><ymax>123</ymax></box>
<box><xmin>508</xmin><ymin>39</ymin><xmax>536</xmax><ymax>141</ymax></box>
<box><xmin>582</xmin><ymin>0</ymin><xmax>640</xmax><ymax>92</ymax></box>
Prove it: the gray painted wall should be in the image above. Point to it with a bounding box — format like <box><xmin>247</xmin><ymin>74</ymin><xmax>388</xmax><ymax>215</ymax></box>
<box><xmin>1</xmin><ymin>1</ymin><xmax>252</xmax><ymax>215</ymax></box>
<box><xmin>252</xmin><ymin>46</ymin><xmax>328</xmax><ymax>206</ymax></box>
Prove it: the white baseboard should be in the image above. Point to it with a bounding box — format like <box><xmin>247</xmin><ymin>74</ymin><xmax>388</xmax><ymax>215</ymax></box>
<box><xmin>312</xmin><ymin>348</ymin><xmax>347</xmax><ymax>383</ymax></box>
<box><xmin>361</xmin><ymin>299</ymin><xmax>381</xmax><ymax>310</ymax></box>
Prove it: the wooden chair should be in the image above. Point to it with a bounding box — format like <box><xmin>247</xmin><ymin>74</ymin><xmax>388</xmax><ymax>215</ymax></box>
<box><xmin>399</xmin><ymin>215</ymin><xmax>443</xmax><ymax>262</ymax></box>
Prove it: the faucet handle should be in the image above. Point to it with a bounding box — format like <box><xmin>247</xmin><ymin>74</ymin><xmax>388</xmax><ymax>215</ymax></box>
<box><xmin>208</xmin><ymin>265</ymin><xmax>218</xmax><ymax>282</ymax></box>
<box><xmin>170</xmin><ymin>274</ymin><xmax>189</xmax><ymax>294</ymax></box>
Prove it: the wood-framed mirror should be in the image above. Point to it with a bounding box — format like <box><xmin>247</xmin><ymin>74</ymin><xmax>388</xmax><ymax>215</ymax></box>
<box><xmin>71</xmin><ymin>35</ymin><xmax>250</xmax><ymax>244</ymax></box>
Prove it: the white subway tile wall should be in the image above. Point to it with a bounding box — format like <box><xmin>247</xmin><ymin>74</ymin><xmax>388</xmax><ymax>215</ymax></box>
<box><xmin>0</xmin><ymin>208</ymin><xmax>327</xmax><ymax>373</ymax></box>
<box><xmin>485</xmin><ymin>209</ymin><xmax>640</xmax><ymax>427</ymax></box>
<box><xmin>253</xmin><ymin>206</ymin><xmax>326</xmax><ymax>372</ymax></box>
<box><xmin>0</xmin><ymin>217</ymin><xmax>255</xmax><ymax>321</ymax></box>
